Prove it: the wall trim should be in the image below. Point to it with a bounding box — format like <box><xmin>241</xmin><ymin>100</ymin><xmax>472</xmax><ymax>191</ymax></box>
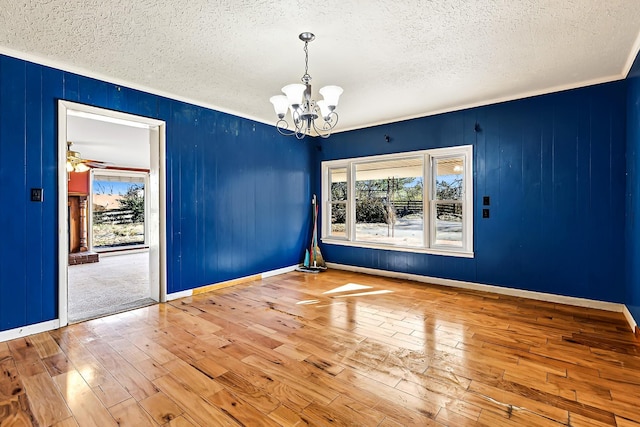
<box><xmin>192</xmin><ymin>274</ymin><xmax>262</xmax><ymax>296</ymax></box>
<box><xmin>8</xmin><ymin>263</ymin><xmax>633</xmax><ymax>341</ymax></box>
<box><xmin>0</xmin><ymin>320</ymin><xmax>60</xmax><ymax>343</ymax></box>
<box><xmin>327</xmin><ymin>262</ymin><xmax>637</xmax><ymax>332</ymax></box>
<box><xmin>623</xmin><ymin>29</ymin><xmax>640</xmax><ymax>77</ymax></box>
<box><xmin>0</xmin><ymin>47</ymin><xmax>270</xmax><ymax>129</ymax></box>
<box><xmin>2</xmin><ymin>265</ymin><xmax>299</xmax><ymax>339</ymax></box>
<box><xmin>623</xmin><ymin>305</ymin><xmax>638</xmax><ymax>333</ymax></box>
<box><xmin>167</xmin><ymin>264</ymin><xmax>299</xmax><ymax>301</ymax></box>
<box><xmin>334</xmin><ymin>75</ymin><xmax>624</xmax><ymax>133</ymax></box>
<box><xmin>262</xmin><ymin>264</ymin><xmax>299</xmax><ymax>278</ymax></box>
<box><xmin>0</xmin><ymin>48</ymin><xmax>629</xmax><ymax>136</ymax></box>
<box><xmin>166</xmin><ymin>289</ymin><xmax>194</xmax><ymax>301</ymax></box>
<box><xmin>58</xmin><ymin>101</ymin><xmax>168</xmax><ymax>328</ymax></box>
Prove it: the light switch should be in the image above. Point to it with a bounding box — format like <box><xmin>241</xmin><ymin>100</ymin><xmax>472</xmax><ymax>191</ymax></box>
<box><xmin>31</xmin><ymin>188</ymin><xmax>43</xmax><ymax>202</ymax></box>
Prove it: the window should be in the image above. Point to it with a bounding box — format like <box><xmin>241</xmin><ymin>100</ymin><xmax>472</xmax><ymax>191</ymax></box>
<box><xmin>432</xmin><ymin>156</ymin><xmax>464</xmax><ymax>248</ymax></box>
<box><xmin>355</xmin><ymin>157</ymin><xmax>424</xmax><ymax>247</ymax></box>
<box><xmin>321</xmin><ymin>146</ymin><xmax>473</xmax><ymax>257</ymax></box>
<box><xmin>328</xmin><ymin>167</ymin><xmax>348</xmax><ymax>238</ymax></box>
<box><xmin>90</xmin><ymin>170</ymin><xmax>149</xmax><ymax>251</ymax></box>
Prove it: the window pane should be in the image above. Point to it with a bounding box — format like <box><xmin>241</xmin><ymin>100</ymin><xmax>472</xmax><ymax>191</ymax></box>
<box><xmin>330</xmin><ymin>202</ymin><xmax>346</xmax><ymax>237</ymax></box>
<box><xmin>434</xmin><ymin>202</ymin><xmax>462</xmax><ymax>246</ymax></box>
<box><xmin>354</xmin><ymin>157</ymin><xmax>423</xmax><ymax>246</ymax></box>
<box><xmin>330</xmin><ymin>167</ymin><xmax>347</xmax><ymax>201</ymax></box>
<box><xmin>93</xmin><ymin>175</ymin><xmax>145</xmax><ymax>249</ymax></box>
<box><xmin>435</xmin><ymin>157</ymin><xmax>463</xmax><ymax>201</ymax></box>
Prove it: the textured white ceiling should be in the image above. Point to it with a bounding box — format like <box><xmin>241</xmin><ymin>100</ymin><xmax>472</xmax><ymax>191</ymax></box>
<box><xmin>1</xmin><ymin>1</ymin><xmax>639</xmax><ymax>133</ymax></box>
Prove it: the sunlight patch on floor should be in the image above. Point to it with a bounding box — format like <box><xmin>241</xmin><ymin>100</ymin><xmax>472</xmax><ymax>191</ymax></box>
<box><xmin>296</xmin><ymin>300</ymin><xmax>321</xmax><ymax>305</ymax></box>
<box><xmin>296</xmin><ymin>282</ymin><xmax>392</xmax><ymax>306</ymax></box>
<box><xmin>323</xmin><ymin>283</ymin><xmax>372</xmax><ymax>294</ymax></box>
<box><xmin>333</xmin><ymin>289</ymin><xmax>394</xmax><ymax>298</ymax></box>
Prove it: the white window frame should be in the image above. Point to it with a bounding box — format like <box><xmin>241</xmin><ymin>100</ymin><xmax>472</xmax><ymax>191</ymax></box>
<box><xmin>326</xmin><ymin>166</ymin><xmax>350</xmax><ymax>240</ymax></box>
<box><xmin>321</xmin><ymin>145</ymin><xmax>473</xmax><ymax>258</ymax></box>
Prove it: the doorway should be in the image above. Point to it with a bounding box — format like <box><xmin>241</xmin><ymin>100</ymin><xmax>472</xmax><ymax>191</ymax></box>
<box><xmin>57</xmin><ymin>101</ymin><xmax>167</xmax><ymax>326</ymax></box>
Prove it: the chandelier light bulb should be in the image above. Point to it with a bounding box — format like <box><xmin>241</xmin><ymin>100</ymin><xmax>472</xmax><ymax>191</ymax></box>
<box><xmin>281</xmin><ymin>84</ymin><xmax>306</xmax><ymax>109</ymax></box>
<box><xmin>316</xmin><ymin>100</ymin><xmax>331</xmax><ymax>120</ymax></box>
<box><xmin>270</xmin><ymin>95</ymin><xmax>289</xmax><ymax>118</ymax></box>
<box><xmin>319</xmin><ymin>85</ymin><xmax>343</xmax><ymax>109</ymax></box>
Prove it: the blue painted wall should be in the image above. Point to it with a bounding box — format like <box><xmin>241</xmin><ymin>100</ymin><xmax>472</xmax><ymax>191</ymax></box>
<box><xmin>318</xmin><ymin>81</ymin><xmax>627</xmax><ymax>304</ymax></box>
<box><xmin>626</xmin><ymin>51</ymin><xmax>640</xmax><ymax>323</ymax></box>
<box><xmin>0</xmin><ymin>54</ymin><xmax>313</xmax><ymax>332</ymax></box>
<box><xmin>1</xmin><ymin>48</ymin><xmax>637</xmax><ymax>334</ymax></box>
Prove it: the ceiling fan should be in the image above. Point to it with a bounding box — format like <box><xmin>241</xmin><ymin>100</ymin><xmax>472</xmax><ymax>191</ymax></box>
<box><xmin>66</xmin><ymin>141</ymin><xmax>109</xmax><ymax>172</ymax></box>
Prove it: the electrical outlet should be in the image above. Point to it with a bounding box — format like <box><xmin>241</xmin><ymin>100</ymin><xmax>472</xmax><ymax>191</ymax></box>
<box><xmin>482</xmin><ymin>208</ymin><xmax>490</xmax><ymax>218</ymax></box>
<box><xmin>483</xmin><ymin>196</ymin><xmax>490</xmax><ymax>206</ymax></box>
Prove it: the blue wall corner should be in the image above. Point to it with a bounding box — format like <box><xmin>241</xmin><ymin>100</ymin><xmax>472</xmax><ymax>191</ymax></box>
<box><xmin>626</xmin><ymin>49</ymin><xmax>640</xmax><ymax>314</ymax></box>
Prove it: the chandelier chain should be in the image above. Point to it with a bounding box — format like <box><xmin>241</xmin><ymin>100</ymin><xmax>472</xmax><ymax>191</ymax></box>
<box><xmin>302</xmin><ymin>41</ymin><xmax>311</xmax><ymax>83</ymax></box>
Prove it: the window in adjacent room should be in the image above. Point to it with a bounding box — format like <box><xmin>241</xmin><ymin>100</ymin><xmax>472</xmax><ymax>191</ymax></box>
<box><xmin>321</xmin><ymin>145</ymin><xmax>473</xmax><ymax>257</ymax></box>
<box><xmin>91</xmin><ymin>170</ymin><xmax>149</xmax><ymax>251</ymax></box>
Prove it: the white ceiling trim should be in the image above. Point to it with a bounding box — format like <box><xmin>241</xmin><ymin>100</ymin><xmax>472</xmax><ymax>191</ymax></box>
<box><xmin>3</xmin><ymin>43</ymin><xmax>633</xmax><ymax>136</ymax></box>
<box><xmin>0</xmin><ymin>45</ymin><xmax>272</xmax><ymax>128</ymax></box>
<box><xmin>4</xmin><ymin>0</ymin><xmax>640</xmax><ymax>137</ymax></box>
<box><xmin>623</xmin><ymin>30</ymin><xmax>640</xmax><ymax>77</ymax></box>
<box><xmin>337</xmin><ymin>73</ymin><xmax>626</xmax><ymax>133</ymax></box>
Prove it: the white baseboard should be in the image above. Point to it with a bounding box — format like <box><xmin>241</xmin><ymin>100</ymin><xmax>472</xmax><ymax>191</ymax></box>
<box><xmin>166</xmin><ymin>264</ymin><xmax>298</xmax><ymax>301</ymax></box>
<box><xmin>623</xmin><ymin>305</ymin><xmax>638</xmax><ymax>332</ymax></box>
<box><xmin>5</xmin><ymin>263</ymin><xmax>635</xmax><ymax>342</ymax></box>
<box><xmin>327</xmin><ymin>262</ymin><xmax>637</xmax><ymax>331</ymax></box>
<box><xmin>166</xmin><ymin>289</ymin><xmax>193</xmax><ymax>301</ymax></box>
<box><xmin>262</xmin><ymin>264</ymin><xmax>298</xmax><ymax>278</ymax></box>
<box><xmin>0</xmin><ymin>319</ymin><xmax>60</xmax><ymax>343</ymax></box>
<box><xmin>1</xmin><ymin>265</ymin><xmax>300</xmax><ymax>341</ymax></box>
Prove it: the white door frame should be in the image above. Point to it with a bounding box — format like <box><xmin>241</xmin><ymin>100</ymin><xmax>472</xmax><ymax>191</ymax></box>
<box><xmin>57</xmin><ymin>100</ymin><xmax>167</xmax><ymax>327</ymax></box>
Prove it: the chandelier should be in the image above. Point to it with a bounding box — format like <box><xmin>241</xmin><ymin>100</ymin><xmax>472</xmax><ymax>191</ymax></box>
<box><xmin>269</xmin><ymin>32</ymin><xmax>343</xmax><ymax>139</ymax></box>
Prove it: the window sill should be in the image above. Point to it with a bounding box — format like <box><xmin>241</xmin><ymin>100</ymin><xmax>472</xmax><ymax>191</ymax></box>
<box><xmin>321</xmin><ymin>238</ymin><xmax>474</xmax><ymax>258</ymax></box>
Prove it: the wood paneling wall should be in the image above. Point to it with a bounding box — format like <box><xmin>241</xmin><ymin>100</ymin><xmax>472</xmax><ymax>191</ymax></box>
<box><xmin>318</xmin><ymin>81</ymin><xmax>627</xmax><ymax>304</ymax></box>
<box><xmin>1</xmin><ymin>47</ymin><xmax>638</xmax><ymax>334</ymax></box>
<box><xmin>0</xmin><ymin>55</ymin><xmax>313</xmax><ymax>332</ymax></box>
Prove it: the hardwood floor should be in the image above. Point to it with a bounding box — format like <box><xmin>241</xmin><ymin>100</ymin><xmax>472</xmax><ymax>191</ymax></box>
<box><xmin>2</xmin><ymin>269</ymin><xmax>640</xmax><ymax>426</ymax></box>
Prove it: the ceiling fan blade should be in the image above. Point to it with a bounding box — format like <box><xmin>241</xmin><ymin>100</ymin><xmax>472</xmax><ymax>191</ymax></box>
<box><xmin>68</xmin><ymin>142</ymin><xmax>114</xmax><ymax>169</ymax></box>
<box><xmin>84</xmin><ymin>160</ymin><xmax>110</xmax><ymax>169</ymax></box>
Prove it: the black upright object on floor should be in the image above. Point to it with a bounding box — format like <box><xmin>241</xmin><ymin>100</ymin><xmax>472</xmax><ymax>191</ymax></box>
<box><xmin>297</xmin><ymin>194</ymin><xmax>327</xmax><ymax>273</ymax></box>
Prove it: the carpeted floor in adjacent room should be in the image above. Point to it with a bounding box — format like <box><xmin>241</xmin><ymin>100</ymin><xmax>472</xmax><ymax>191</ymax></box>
<box><xmin>68</xmin><ymin>251</ymin><xmax>154</xmax><ymax>323</ymax></box>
